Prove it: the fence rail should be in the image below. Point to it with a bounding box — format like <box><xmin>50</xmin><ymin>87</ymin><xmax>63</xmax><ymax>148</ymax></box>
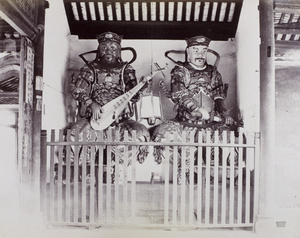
<box><xmin>40</xmin><ymin>128</ymin><xmax>260</xmax><ymax>229</ymax></box>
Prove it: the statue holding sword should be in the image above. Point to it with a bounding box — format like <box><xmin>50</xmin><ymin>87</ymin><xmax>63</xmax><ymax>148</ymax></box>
<box><xmin>152</xmin><ymin>35</ymin><xmax>236</xmax><ymax>184</ymax></box>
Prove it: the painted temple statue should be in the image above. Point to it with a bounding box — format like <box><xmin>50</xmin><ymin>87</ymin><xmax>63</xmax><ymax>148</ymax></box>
<box><xmin>69</xmin><ymin>32</ymin><xmax>150</xmax><ymax>183</ymax></box>
<box><xmin>151</xmin><ymin>35</ymin><xmax>239</xmax><ymax>184</ymax></box>
<box><xmin>67</xmin><ymin>32</ymin><xmax>240</xmax><ymax>184</ymax></box>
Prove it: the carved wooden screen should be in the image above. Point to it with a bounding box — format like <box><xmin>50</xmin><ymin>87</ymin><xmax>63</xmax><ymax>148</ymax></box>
<box><xmin>14</xmin><ymin>0</ymin><xmax>38</xmax><ymax>24</ymax></box>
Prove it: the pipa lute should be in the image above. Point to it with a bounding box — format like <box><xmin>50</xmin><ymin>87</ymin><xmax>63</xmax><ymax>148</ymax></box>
<box><xmin>90</xmin><ymin>68</ymin><xmax>165</xmax><ymax>131</ymax></box>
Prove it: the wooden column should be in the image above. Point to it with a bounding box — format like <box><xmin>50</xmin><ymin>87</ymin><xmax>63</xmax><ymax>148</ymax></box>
<box><xmin>40</xmin><ymin>130</ymin><xmax>47</xmax><ymax>213</ymax></box>
<box><xmin>31</xmin><ymin>0</ymin><xmax>47</xmax><ymax>215</ymax></box>
<box><xmin>255</xmin><ymin>0</ymin><xmax>276</xmax><ymax>232</ymax></box>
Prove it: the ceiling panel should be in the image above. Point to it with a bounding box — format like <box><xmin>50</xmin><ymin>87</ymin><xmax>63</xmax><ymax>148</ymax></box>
<box><xmin>63</xmin><ymin>0</ymin><xmax>244</xmax><ymax>40</ymax></box>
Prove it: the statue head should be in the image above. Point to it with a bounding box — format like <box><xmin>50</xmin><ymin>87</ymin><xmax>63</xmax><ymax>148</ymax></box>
<box><xmin>185</xmin><ymin>35</ymin><xmax>211</xmax><ymax>68</ymax></box>
<box><xmin>96</xmin><ymin>32</ymin><xmax>122</xmax><ymax>64</ymax></box>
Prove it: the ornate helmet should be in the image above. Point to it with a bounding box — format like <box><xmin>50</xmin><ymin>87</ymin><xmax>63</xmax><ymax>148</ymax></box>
<box><xmin>185</xmin><ymin>35</ymin><xmax>211</xmax><ymax>47</ymax></box>
<box><xmin>97</xmin><ymin>31</ymin><xmax>123</xmax><ymax>45</ymax></box>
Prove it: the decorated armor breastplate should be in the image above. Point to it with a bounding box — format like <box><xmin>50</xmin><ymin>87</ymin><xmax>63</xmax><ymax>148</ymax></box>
<box><xmin>91</xmin><ymin>66</ymin><xmax>125</xmax><ymax>106</ymax></box>
<box><xmin>187</xmin><ymin>68</ymin><xmax>214</xmax><ymax>113</ymax></box>
<box><xmin>188</xmin><ymin>68</ymin><xmax>212</xmax><ymax>94</ymax></box>
<box><xmin>175</xmin><ymin>65</ymin><xmax>215</xmax><ymax>124</ymax></box>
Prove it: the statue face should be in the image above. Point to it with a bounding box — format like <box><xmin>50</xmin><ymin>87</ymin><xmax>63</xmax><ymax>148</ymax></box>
<box><xmin>98</xmin><ymin>41</ymin><xmax>121</xmax><ymax>64</ymax></box>
<box><xmin>187</xmin><ymin>45</ymin><xmax>208</xmax><ymax>68</ymax></box>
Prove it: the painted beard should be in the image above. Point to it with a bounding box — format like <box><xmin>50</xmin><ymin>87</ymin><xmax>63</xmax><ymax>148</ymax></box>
<box><xmin>190</xmin><ymin>57</ymin><xmax>206</xmax><ymax>67</ymax></box>
<box><xmin>101</xmin><ymin>54</ymin><xmax>117</xmax><ymax>64</ymax></box>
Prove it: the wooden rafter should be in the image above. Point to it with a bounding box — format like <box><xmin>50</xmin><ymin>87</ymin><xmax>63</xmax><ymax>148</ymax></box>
<box><xmin>275</xmin><ymin>23</ymin><xmax>300</xmax><ymax>35</ymax></box>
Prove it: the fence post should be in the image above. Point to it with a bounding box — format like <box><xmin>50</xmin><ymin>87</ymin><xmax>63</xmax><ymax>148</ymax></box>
<box><xmin>253</xmin><ymin>132</ymin><xmax>261</xmax><ymax>225</ymax></box>
<box><xmin>40</xmin><ymin>130</ymin><xmax>47</xmax><ymax>213</ymax></box>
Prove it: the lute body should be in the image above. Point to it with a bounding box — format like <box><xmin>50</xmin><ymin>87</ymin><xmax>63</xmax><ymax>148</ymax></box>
<box><xmin>90</xmin><ymin>76</ymin><xmax>149</xmax><ymax>131</ymax></box>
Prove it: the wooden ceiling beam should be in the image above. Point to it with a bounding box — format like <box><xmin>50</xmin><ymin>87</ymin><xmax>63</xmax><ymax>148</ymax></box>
<box><xmin>276</xmin><ymin>40</ymin><xmax>300</xmax><ymax>49</ymax></box>
<box><xmin>274</xmin><ymin>2</ymin><xmax>300</xmax><ymax>14</ymax></box>
<box><xmin>275</xmin><ymin>23</ymin><xmax>300</xmax><ymax>29</ymax></box>
<box><xmin>275</xmin><ymin>23</ymin><xmax>300</xmax><ymax>35</ymax></box>
<box><xmin>0</xmin><ymin>92</ymin><xmax>18</xmax><ymax>97</ymax></box>
<box><xmin>69</xmin><ymin>21</ymin><xmax>237</xmax><ymax>40</ymax></box>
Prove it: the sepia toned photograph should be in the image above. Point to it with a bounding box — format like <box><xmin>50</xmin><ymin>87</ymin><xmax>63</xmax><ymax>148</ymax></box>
<box><xmin>0</xmin><ymin>0</ymin><xmax>299</xmax><ymax>237</ymax></box>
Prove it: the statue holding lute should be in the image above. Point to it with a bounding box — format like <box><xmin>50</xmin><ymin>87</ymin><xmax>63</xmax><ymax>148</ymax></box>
<box><xmin>90</xmin><ymin>69</ymin><xmax>165</xmax><ymax>131</ymax></box>
<box><xmin>69</xmin><ymin>32</ymin><xmax>154</xmax><ymax>183</ymax></box>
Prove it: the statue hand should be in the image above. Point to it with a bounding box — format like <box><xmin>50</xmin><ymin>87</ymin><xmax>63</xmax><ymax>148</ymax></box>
<box><xmin>140</xmin><ymin>75</ymin><xmax>153</xmax><ymax>84</ymax></box>
<box><xmin>190</xmin><ymin>107</ymin><xmax>210</xmax><ymax>120</ymax></box>
<box><xmin>140</xmin><ymin>76</ymin><xmax>153</xmax><ymax>93</ymax></box>
<box><xmin>198</xmin><ymin>108</ymin><xmax>210</xmax><ymax>120</ymax></box>
<box><xmin>190</xmin><ymin>110</ymin><xmax>203</xmax><ymax>118</ymax></box>
<box><xmin>223</xmin><ymin>114</ymin><xmax>235</xmax><ymax>125</ymax></box>
<box><xmin>90</xmin><ymin>102</ymin><xmax>103</xmax><ymax>120</ymax></box>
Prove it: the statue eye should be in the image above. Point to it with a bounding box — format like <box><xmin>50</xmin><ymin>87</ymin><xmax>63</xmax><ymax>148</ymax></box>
<box><xmin>99</xmin><ymin>45</ymin><xmax>107</xmax><ymax>51</ymax></box>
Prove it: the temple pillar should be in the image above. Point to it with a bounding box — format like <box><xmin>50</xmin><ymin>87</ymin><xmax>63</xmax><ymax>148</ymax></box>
<box><xmin>31</xmin><ymin>0</ymin><xmax>47</xmax><ymax>226</ymax></box>
<box><xmin>255</xmin><ymin>0</ymin><xmax>276</xmax><ymax>232</ymax></box>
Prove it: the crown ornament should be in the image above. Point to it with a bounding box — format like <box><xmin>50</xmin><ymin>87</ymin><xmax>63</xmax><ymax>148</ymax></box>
<box><xmin>97</xmin><ymin>32</ymin><xmax>123</xmax><ymax>44</ymax></box>
<box><xmin>185</xmin><ymin>35</ymin><xmax>211</xmax><ymax>47</ymax></box>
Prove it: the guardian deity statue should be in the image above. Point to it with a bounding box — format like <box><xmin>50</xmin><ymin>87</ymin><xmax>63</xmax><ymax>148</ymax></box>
<box><xmin>70</xmin><ymin>32</ymin><xmax>150</xmax><ymax>183</ymax></box>
<box><xmin>152</xmin><ymin>35</ymin><xmax>236</xmax><ymax>184</ymax></box>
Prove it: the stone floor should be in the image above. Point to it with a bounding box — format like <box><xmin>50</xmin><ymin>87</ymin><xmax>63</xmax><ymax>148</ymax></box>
<box><xmin>1</xmin><ymin>208</ymin><xmax>300</xmax><ymax>238</ymax></box>
<box><xmin>0</xmin><ymin>224</ymin><xmax>297</xmax><ymax>238</ymax></box>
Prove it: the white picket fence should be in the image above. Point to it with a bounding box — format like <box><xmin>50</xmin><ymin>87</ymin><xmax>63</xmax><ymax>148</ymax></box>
<box><xmin>40</xmin><ymin>128</ymin><xmax>260</xmax><ymax>229</ymax></box>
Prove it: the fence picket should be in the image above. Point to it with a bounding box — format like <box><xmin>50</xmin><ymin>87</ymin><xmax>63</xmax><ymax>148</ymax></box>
<box><xmin>107</xmin><ymin>129</ymin><xmax>112</xmax><ymax>222</ymax></box>
<box><xmin>49</xmin><ymin>130</ymin><xmax>55</xmax><ymax>222</ymax></box>
<box><xmin>81</xmin><ymin>130</ymin><xmax>87</xmax><ymax>224</ymax></box>
<box><xmin>89</xmin><ymin>131</ymin><xmax>96</xmax><ymax>224</ymax></box>
<box><xmin>131</xmin><ymin>130</ymin><xmax>137</xmax><ymax>220</ymax></box>
<box><xmin>115</xmin><ymin>130</ymin><xmax>120</xmax><ymax>223</ymax></box>
<box><xmin>229</xmin><ymin>131</ymin><xmax>235</xmax><ymax>224</ymax></box>
<box><xmin>188</xmin><ymin>130</ymin><xmax>195</xmax><ymax>225</ymax></box>
<box><xmin>57</xmin><ymin>130</ymin><xmax>64</xmax><ymax>222</ymax></box>
<box><xmin>73</xmin><ymin>130</ymin><xmax>79</xmax><ymax>222</ymax></box>
<box><xmin>221</xmin><ymin>130</ymin><xmax>227</xmax><ymax>225</ymax></box>
<box><xmin>123</xmin><ymin>130</ymin><xmax>129</xmax><ymax>223</ymax></box>
<box><xmin>164</xmin><ymin>132</ymin><xmax>170</xmax><ymax>225</ymax></box>
<box><xmin>97</xmin><ymin>131</ymin><xmax>104</xmax><ymax>223</ymax></box>
<box><xmin>180</xmin><ymin>130</ymin><xmax>187</xmax><ymax>225</ymax></box>
<box><xmin>253</xmin><ymin>132</ymin><xmax>260</xmax><ymax>224</ymax></box>
<box><xmin>237</xmin><ymin>131</ymin><xmax>243</xmax><ymax>224</ymax></box>
<box><xmin>205</xmin><ymin>130</ymin><xmax>211</xmax><ymax>225</ymax></box>
<box><xmin>245</xmin><ymin>133</ymin><xmax>253</xmax><ymax>224</ymax></box>
<box><xmin>196</xmin><ymin>131</ymin><xmax>203</xmax><ymax>226</ymax></box>
<box><xmin>65</xmin><ymin>130</ymin><xmax>71</xmax><ymax>222</ymax></box>
<box><xmin>172</xmin><ymin>133</ymin><xmax>178</xmax><ymax>226</ymax></box>
<box><xmin>213</xmin><ymin>130</ymin><xmax>219</xmax><ymax>224</ymax></box>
